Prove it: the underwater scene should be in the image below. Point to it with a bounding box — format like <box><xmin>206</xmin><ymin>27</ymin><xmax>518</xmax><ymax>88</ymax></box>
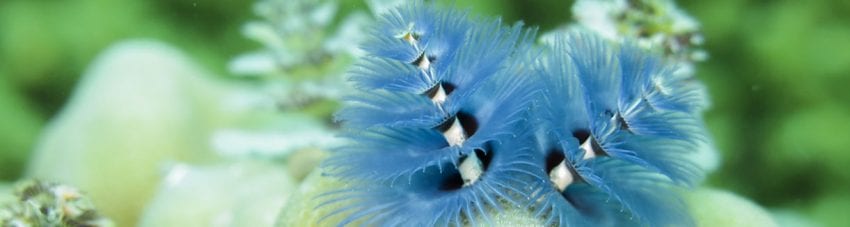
<box><xmin>1</xmin><ymin>0</ymin><xmax>849</xmax><ymax>226</ymax></box>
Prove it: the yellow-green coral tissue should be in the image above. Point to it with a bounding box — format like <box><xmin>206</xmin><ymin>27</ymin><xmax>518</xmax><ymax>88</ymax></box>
<box><xmin>24</xmin><ymin>40</ymin><xmax>226</xmax><ymax>226</ymax></box>
<box><xmin>139</xmin><ymin>160</ymin><xmax>295</xmax><ymax>227</ymax></box>
<box><xmin>686</xmin><ymin>188</ymin><xmax>778</xmax><ymax>227</ymax></box>
<box><xmin>280</xmin><ymin>171</ymin><xmax>781</xmax><ymax>227</ymax></box>
<box><xmin>278</xmin><ymin>170</ymin><xmax>545</xmax><ymax>227</ymax></box>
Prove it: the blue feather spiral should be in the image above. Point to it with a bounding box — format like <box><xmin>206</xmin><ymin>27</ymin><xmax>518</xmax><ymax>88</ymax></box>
<box><xmin>323</xmin><ymin>1</ymin><xmax>712</xmax><ymax>226</ymax></box>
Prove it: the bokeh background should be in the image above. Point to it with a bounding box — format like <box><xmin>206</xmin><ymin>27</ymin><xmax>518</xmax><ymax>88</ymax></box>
<box><xmin>1</xmin><ymin>0</ymin><xmax>848</xmax><ymax>226</ymax></box>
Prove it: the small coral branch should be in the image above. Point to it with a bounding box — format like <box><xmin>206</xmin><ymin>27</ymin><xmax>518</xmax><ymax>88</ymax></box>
<box><xmin>0</xmin><ymin>180</ymin><xmax>113</xmax><ymax>227</ymax></box>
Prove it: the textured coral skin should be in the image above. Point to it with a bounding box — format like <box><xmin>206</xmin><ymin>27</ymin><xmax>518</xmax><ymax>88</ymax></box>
<box><xmin>323</xmin><ymin>1</ymin><xmax>710</xmax><ymax>226</ymax></box>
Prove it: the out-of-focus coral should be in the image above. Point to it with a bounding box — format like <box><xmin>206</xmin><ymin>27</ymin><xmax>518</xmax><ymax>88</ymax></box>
<box><xmin>546</xmin><ymin>0</ymin><xmax>707</xmax><ymax>77</ymax></box>
<box><xmin>218</xmin><ymin>0</ymin><xmax>411</xmax><ymax>165</ymax></box>
<box><xmin>277</xmin><ymin>170</ymin><xmax>548</xmax><ymax>226</ymax></box>
<box><xmin>281</xmin><ymin>169</ymin><xmax>778</xmax><ymax>226</ymax></box>
<box><xmin>215</xmin><ymin>0</ymin><xmax>369</xmax><ymax>161</ymax></box>
<box><xmin>0</xmin><ymin>180</ymin><xmax>113</xmax><ymax>227</ymax></box>
<box><xmin>275</xmin><ymin>170</ymin><xmax>342</xmax><ymax>226</ymax></box>
<box><xmin>284</xmin><ymin>148</ymin><xmax>329</xmax><ymax>182</ymax></box>
<box><xmin>25</xmin><ymin>40</ymin><xmax>227</xmax><ymax>226</ymax></box>
<box><xmin>209</xmin><ymin>112</ymin><xmax>335</xmax><ymax>161</ymax></box>
<box><xmin>685</xmin><ymin>188</ymin><xmax>778</xmax><ymax>227</ymax></box>
<box><xmin>138</xmin><ymin>161</ymin><xmax>295</xmax><ymax>227</ymax></box>
<box><xmin>228</xmin><ymin>0</ymin><xmax>368</xmax><ymax>111</ymax></box>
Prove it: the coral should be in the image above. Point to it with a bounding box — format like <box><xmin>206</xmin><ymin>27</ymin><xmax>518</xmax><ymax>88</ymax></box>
<box><xmin>0</xmin><ymin>180</ymin><xmax>113</xmax><ymax>227</ymax></box>
<box><xmin>24</xmin><ymin>40</ymin><xmax>223</xmax><ymax>226</ymax></box>
<box><xmin>569</xmin><ymin>0</ymin><xmax>708</xmax><ymax>76</ymax></box>
<box><xmin>139</xmin><ymin>161</ymin><xmax>296</xmax><ymax>227</ymax></box>
<box><xmin>222</xmin><ymin>0</ymin><xmax>360</xmax><ymax>160</ymax></box>
<box><xmin>230</xmin><ymin>0</ymin><xmax>368</xmax><ymax>111</ymax></box>
<box><xmin>684</xmin><ymin>188</ymin><xmax>778</xmax><ymax>227</ymax></box>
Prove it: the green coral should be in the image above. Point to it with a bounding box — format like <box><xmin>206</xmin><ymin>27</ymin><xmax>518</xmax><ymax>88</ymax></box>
<box><xmin>0</xmin><ymin>180</ymin><xmax>113</xmax><ymax>227</ymax></box>
<box><xmin>685</xmin><ymin>188</ymin><xmax>777</xmax><ymax>227</ymax></box>
<box><xmin>139</xmin><ymin>161</ymin><xmax>296</xmax><ymax>227</ymax></box>
<box><xmin>276</xmin><ymin>170</ymin><xmax>350</xmax><ymax>226</ymax></box>
<box><xmin>279</xmin><ymin>172</ymin><xmax>784</xmax><ymax>226</ymax></box>
<box><xmin>277</xmin><ymin>171</ymin><xmax>552</xmax><ymax>227</ymax></box>
<box><xmin>25</xmin><ymin>40</ymin><xmax>226</xmax><ymax>226</ymax></box>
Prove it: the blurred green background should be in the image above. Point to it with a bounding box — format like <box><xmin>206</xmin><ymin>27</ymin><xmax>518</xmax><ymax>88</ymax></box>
<box><xmin>1</xmin><ymin>0</ymin><xmax>848</xmax><ymax>226</ymax></box>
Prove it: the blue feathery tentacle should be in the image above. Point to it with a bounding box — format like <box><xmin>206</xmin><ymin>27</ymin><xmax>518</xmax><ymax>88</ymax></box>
<box><xmin>360</xmin><ymin>1</ymin><xmax>469</xmax><ymax>69</ymax></box>
<box><xmin>323</xmin><ymin>127</ymin><xmax>454</xmax><ymax>183</ymax></box>
<box><xmin>581</xmin><ymin>157</ymin><xmax>694</xmax><ymax>226</ymax></box>
<box><xmin>326</xmin><ymin>0</ymin><xmax>712</xmax><ymax>225</ymax></box>
<box><xmin>529</xmin><ymin>31</ymin><xmax>708</xmax><ymax>226</ymax></box>
<box><xmin>326</xmin><ymin>72</ymin><xmax>541</xmax><ymax>187</ymax></box>
<box><xmin>339</xmin><ymin>21</ymin><xmax>536</xmax><ymax>130</ymax></box>
<box><xmin>320</xmin><ymin>133</ymin><xmax>542</xmax><ymax>226</ymax></box>
<box><xmin>355</xmin><ymin>0</ymin><xmax>470</xmax><ymax>95</ymax></box>
<box><xmin>347</xmin><ymin>57</ymin><xmax>432</xmax><ymax>93</ymax></box>
<box><xmin>327</xmin><ymin>49</ymin><xmax>541</xmax><ymax>183</ymax></box>
<box><xmin>529</xmin><ymin>33</ymin><xmax>591</xmax><ymax>158</ymax></box>
<box><xmin>436</xmin><ymin>21</ymin><xmax>533</xmax><ymax>112</ymax></box>
<box><xmin>526</xmin><ymin>136</ymin><xmax>609</xmax><ymax>227</ymax></box>
<box><xmin>558</xmin><ymin>32</ymin><xmax>707</xmax><ymax>185</ymax></box>
<box><xmin>324</xmin><ymin>2</ymin><xmax>543</xmax><ymax>226</ymax></box>
<box><xmin>334</xmin><ymin>90</ymin><xmax>442</xmax><ymax>128</ymax></box>
<box><xmin>529</xmin><ymin>127</ymin><xmax>694</xmax><ymax>227</ymax></box>
<box><xmin>616</xmin><ymin>43</ymin><xmax>708</xmax><ymax>142</ymax></box>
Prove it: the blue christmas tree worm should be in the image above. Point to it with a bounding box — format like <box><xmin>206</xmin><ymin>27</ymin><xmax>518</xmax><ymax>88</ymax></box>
<box><xmin>323</xmin><ymin>1</ymin><xmax>540</xmax><ymax>225</ymax></box>
<box><xmin>529</xmin><ymin>32</ymin><xmax>709</xmax><ymax>226</ymax></box>
<box><xmin>323</xmin><ymin>1</ymin><xmax>712</xmax><ymax>226</ymax></box>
